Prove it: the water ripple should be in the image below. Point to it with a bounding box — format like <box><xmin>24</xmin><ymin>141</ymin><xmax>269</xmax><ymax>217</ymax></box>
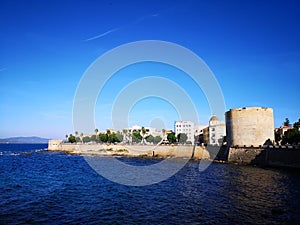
<box><xmin>0</xmin><ymin>144</ymin><xmax>299</xmax><ymax>224</ymax></box>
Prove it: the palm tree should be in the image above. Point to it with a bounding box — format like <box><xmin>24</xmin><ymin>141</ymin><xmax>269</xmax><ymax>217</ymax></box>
<box><xmin>75</xmin><ymin>131</ymin><xmax>78</xmax><ymax>137</ymax></box>
<box><xmin>106</xmin><ymin>130</ymin><xmax>111</xmax><ymax>143</ymax></box>
<box><xmin>141</xmin><ymin>126</ymin><xmax>146</xmax><ymax>145</ymax></box>
<box><xmin>122</xmin><ymin>129</ymin><xmax>128</xmax><ymax>143</ymax></box>
<box><xmin>162</xmin><ymin>129</ymin><xmax>166</xmax><ymax>141</ymax></box>
<box><xmin>65</xmin><ymin>134</ymin><xmax>68</xmax><ymax>142</ymax></box>
<box><xmin>94</xmin><ymin>128</ymin><xmax>99</xmax><ymax>142</ymax></box>
<box><xmin>80</xmin><ymin>133</ymin><xmax>83</xmax><ymax>143</ymax></box>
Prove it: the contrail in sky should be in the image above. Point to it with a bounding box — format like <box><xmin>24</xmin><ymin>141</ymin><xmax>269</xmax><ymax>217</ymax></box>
<box><xmin>83</xmin><ymin>14</ymin><xmax>159</xmax><ymax>42</ymax></box>
<box><xmin>83</xmin><ymin>27</ymin><xmax>120</xmax><ymax>42</ymax></box>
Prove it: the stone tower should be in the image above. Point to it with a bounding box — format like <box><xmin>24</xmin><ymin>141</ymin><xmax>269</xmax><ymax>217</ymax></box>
<box><xmin>226</xmin><ymin>107</ymin><xmax>274</xmax><ymax>147</ymax></box>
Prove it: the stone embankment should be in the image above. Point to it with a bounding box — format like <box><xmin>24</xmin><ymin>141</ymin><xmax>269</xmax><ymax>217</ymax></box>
<box><xmin>228</xmin><ymin>145</ymin><xmax>300</xmax><ymax>169</ymax></box>
<box><xmin>48</xmin><ymin>140</ymin><xmax>210</xmax><ymax>159</ymax></box>
<box><xmin>48</xmin><ymin>140</ymin><xmax>300</xmax><ymax>169</ymax></box>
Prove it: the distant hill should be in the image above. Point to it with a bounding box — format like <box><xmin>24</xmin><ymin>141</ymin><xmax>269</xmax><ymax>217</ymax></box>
<box><xmin>0</xmin><ymin>136</ymin><xmax>50</xmax><ymax>144</ymax></box>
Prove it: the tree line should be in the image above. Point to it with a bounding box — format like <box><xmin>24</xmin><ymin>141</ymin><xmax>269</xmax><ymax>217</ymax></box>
<box><xmin>64</xmin><ymin>127</ymin><xmax>191</xmax><ymax>144</ymax></box>
<box><xmin>275</xmin><ymin>118</ymin><xmax>300</xmax><ymax>145</ymax></box>
<box><xmin>65</xmin><ymin>129</ymin><xmax>123</xmax><ymax>144</ymax></box>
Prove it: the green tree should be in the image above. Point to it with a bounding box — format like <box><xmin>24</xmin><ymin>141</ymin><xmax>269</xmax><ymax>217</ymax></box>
<box><xmin>82</xmin><ymin>136</ymin><xmax>91</xmax><ymax>143</ymax></box>
<box><xmin>80</xmin><ymin>133</ymin><xmax>84</xmax><ymax>143</ymax></box>
<box><xmin>146</xmin><ymin>135</ymin><xmax>154</xmax><ymax>143</ymax></box>
<box><xmin>75</xmin><ymin>136</ymin><xmax>81</xmax><ymax>143</ymax></box>
<box><xmin>107</xmin><ymin>132</ymin><xmax>123</xmax><ymax>143</ymax></box>
<box><xmin>99</xmin><ymin>133</ymin><xmax>108</xmax><ymax>143</ymax></box>
<box><xmin>108</xmin><ymin>133</ymin><xmax>115</xmax><ymax>143</ymax></box>
<box><xmin>68</xmin><ymin>134</ymin><xmax>76</xmax><ymax>143</ymax></box>
<box><xmin>141</xmin><ymin>127</ymin><xmax>147</xmax><ymax>144</ymax></box>
<box><xmin>111</xmin><ymin>133</ymin><xmax>123</xmax><ymax>143</ymax></box>
<box><xmin>116</xmin><ymin>132</ymin><xmax>123</xmax><ymax>142</ymax></box>
<box><xmin>293</xmin><ymin>119</ymin><xmax>300</xmax><ymax>130</ymax></box>
<box><xmin>167</xmin><ymin>132</ymin><xmax>177</xmax><ymax>144</ymax></box>
<box><xmin>282</xmin><ymin>128</ymin><xmax>300</xmax><ymax>145</ymax></box>
<box><xmin>177</xmin><ymin>133</ymin><xmax>188</xmax><ymax>143</ymax></box>
<box><xmin>154</xmin><ymin>136</ymin><xmax>162</xmax><ymax>144</ymax></box>
<box><xmin>90</xmin><ymin>135</ymin><xmax>97</xmax><ymax>142</ymax></box>
<box><xmin>283</xmin><ymin>118</ymin><xmax>290</xmax><ymax>127</ymax></box>
<box><xmin>132</xmin><ymin>131</ymin><xmax>142</xmax><ymax>143</ymax></box>
<box><xmin>280</xmin><ymin>119</ymin><xmax>300</xmax><ymax>145</ymax></box>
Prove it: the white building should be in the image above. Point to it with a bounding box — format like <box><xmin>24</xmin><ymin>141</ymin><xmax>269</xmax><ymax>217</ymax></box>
<box><xmin>209</xmin><ymin>115</ymin><xmax>226</xmax><ymax>146</ymax></box>
<box><xmin>175</xmin><ymin>120</ymin><xmax>195</xmax><ymax>143</ymax></box>
<box><xmin>194</xmin><ymin>125</ymin><xmax>208</xmax><ymax>137</ymax></box>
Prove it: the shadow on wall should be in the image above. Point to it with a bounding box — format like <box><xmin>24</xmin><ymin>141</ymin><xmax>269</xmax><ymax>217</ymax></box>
<box><xmin>251</xmin><ymin>146</ymin><xmax>300</xmax><ymax>169</ymax></box>
<box><xmin>226</xmin><ymin>138</ymin><xmax>300</xmax><ymax>169</ymax></box>
<box><xmin>263</xmin><ymin>139</ymin><xmax>273</xmax><ymax>146</ymax></box>
<box><xmin>206</xmin><ymin>145</ymin><xmax>229</xmax><ymax>161</ymax></box>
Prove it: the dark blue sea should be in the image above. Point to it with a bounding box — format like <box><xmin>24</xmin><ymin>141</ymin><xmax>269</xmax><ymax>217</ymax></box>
<box><xmin>0</xmin><ymin>144</ymin><xmax>299</xmax><ymax>224</ymax></box>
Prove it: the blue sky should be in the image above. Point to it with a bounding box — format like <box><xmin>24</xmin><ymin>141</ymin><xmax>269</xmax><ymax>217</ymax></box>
<box><xmin>0</xmin><ymin>0</ymin><xmax>299</xmax><ymax>139</ymax></box>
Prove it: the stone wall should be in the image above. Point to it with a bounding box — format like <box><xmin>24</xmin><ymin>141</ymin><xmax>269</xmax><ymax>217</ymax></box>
<box><xmin>47</xmin><ymin>140</ymin><xmax>211</xmax><ymax>159</ymax></box>
<box><xmin>226</xmin><ymin>107</ymin><xmax>274</xmax><ymax>147</ymax></box>
<box><xmin>228</xmin><ymin>146</ymin><xmax>300</xmax><ymax>169</ymax></box>
<box><xmin>48</xmin><ymin>140</ymin><xmax>62</xmax><ymax>150</ymax></box>
<box><xmin>267</xmin><ymin>146</ymin><xmax>300</xmax><ymax>169</ymax></box>
<box><xmin>228</xmin><ymin>147</ymin><xmax>266</xmax><ymax>165</ymax></box>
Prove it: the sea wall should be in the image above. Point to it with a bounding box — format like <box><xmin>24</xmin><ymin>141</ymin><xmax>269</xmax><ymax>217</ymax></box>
<box><xmin>48</xmin><ymin>141</ymin><xmax>210</xmax><ymax>159</ymax></box>
<box><xmin>48</xmin><ymin>140</ymin><xmax>300</xmax><ymax>168</ymax></box>
<box><xmin>228</xmin><ymin>146</ymin><xmax>300</xmax><ymax>169</ymax></box>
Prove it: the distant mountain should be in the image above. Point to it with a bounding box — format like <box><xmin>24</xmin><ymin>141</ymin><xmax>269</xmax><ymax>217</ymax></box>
<box><xmin>0</xmin><ymin>136</ymin><xmax>50</xmax><ymax>144</ymax></box>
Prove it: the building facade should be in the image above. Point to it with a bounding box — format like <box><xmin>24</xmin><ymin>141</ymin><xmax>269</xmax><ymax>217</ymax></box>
<box><xmin>274</xmin><ymin>126</ymin><xmax>293</xmax><ymax>144</ymax></box>
<box><xmin>208</xmin><ymin>115</ymin><xmax>226</xmax><ymax>146</ymax></box>
<box><xmin>203</xmin><ymin>127</ymin><xmax>209</xmax><ymax>144</ymax></box>
<box><xmin>175</xmin><ymin>120</ymin><xmax>195</xmax><ymax>143</ymax></box>
<box><xmin>226</xmin><ymin>107</ymin><xmax>274</xmax><ymax>147</ymax></box>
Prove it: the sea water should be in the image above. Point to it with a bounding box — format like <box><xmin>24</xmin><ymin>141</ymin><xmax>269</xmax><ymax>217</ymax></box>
<box><xmin>0</xmin><ymin>144</ymin><xmax>299</xmax><ymax>224</ymax></box>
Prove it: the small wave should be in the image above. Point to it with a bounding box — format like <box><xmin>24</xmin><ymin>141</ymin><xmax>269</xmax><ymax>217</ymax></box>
<box><xmin>10</xmin><ymin>153</ymin><xmax>20</xmax><ymax>156</ymax></box>
<box><xmin>20</xmin><ymin>151</ymin><xmax>34</xmax><ymax>156</ymax></box>
<box><xmin>35</xmin><ymin>149</ymin><xmax>48</xmax><ymax>153</ymax></box>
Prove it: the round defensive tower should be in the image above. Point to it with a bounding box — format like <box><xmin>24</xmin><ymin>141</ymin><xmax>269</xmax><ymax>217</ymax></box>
<box><xmin>225</xmin><ymin>107</ymin><xmax>274</xmax><ymax>147</ymax></box>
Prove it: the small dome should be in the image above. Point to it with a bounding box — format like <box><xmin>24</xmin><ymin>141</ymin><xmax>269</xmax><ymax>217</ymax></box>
<box><xmin>210</xmin><ymin>115</ymin><xmax>218</xmax><ymax>122</ymax></box>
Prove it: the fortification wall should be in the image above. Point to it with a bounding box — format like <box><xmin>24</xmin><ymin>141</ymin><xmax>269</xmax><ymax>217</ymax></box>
<box><xmin>226</xmin><ymin>107</ymin><xmax>274</xmax><ymax>147</ymax></box>
<box><xmin>228</xmin><ymin>146</ymin><xmax>300</xmax><ymax>169</ymax></box>
<box><xmin>48</xmin><ymin>140</ymin><xmax>62</xmax><ymax>150</ymax></box>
